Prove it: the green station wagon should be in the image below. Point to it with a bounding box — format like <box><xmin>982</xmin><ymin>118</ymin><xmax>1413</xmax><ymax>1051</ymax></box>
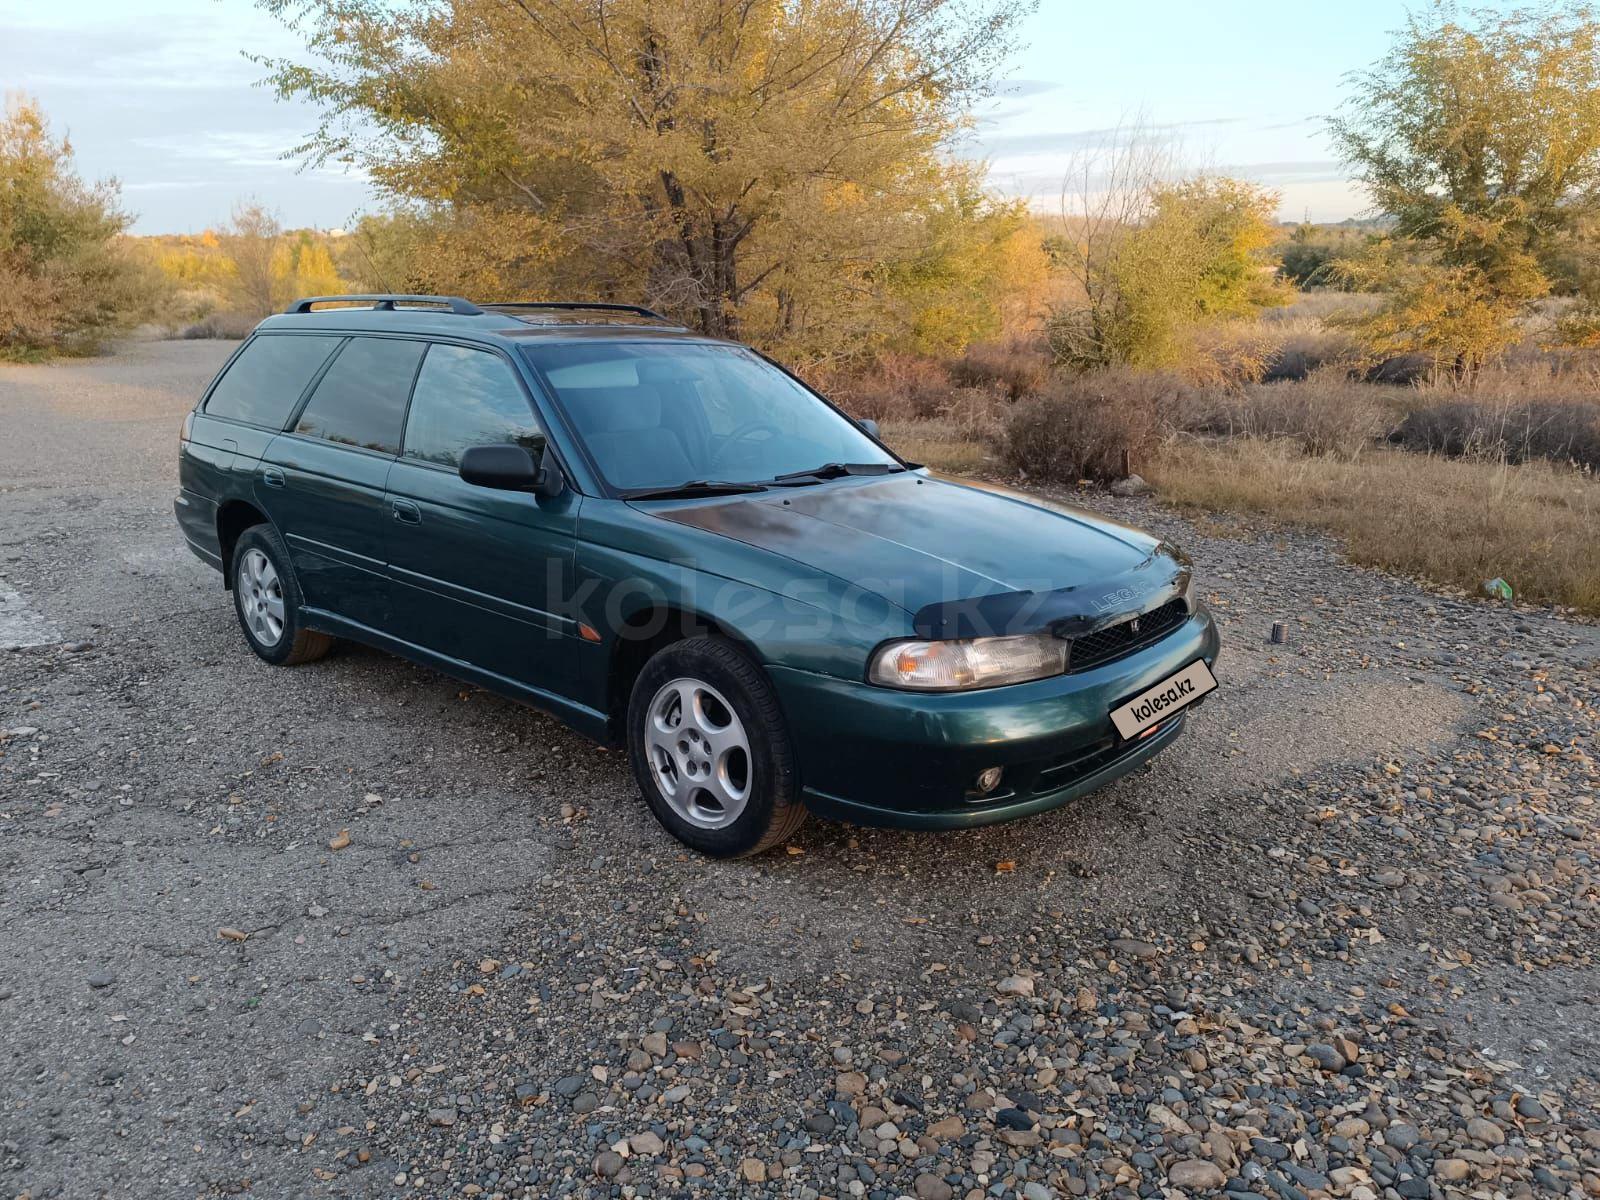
<box><xmin>176</xmin><ymin>295</ymin><xmax>1221</xmax><ymax>856</ymax></box>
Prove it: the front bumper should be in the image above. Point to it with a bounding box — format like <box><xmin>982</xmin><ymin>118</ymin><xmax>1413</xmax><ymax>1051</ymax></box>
<box><xmin>768</xmin><ymin>606</ymin><xmax>1221</xmax><ymax>831</ymax></box>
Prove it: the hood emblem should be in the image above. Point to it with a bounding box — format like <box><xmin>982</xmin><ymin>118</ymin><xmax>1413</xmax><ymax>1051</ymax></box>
<box><xmin>1128</xmin><ymin>616</ymin><xmax>1141</xmax><ymax>633</ymax></box>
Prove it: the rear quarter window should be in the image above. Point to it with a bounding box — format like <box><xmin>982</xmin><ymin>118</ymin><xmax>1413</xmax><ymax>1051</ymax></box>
<box><xmin>203</xmin><ymin>334</ymin><xmax>342</xmax><ymax>429</ymax></box>
<box><xmin>292</xmin><ymin>336</ymin><xmax>426</xmax><ymax>455</ymax></box>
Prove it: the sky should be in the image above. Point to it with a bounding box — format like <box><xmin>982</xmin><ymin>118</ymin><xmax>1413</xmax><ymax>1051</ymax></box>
<box><xmin>0</xmin><ymin>0</ymin><xmax>1435</xmax><ymax>234</ymax></box>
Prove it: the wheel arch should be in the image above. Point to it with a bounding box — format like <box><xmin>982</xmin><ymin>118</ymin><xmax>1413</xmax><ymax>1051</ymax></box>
<box><xmin>604</xmin><ymin>603</ymin><xmax>765</xmax><ymax>742</ymax></box>
<box><xmin>216</xmin><ymin>500</ymin><xmax>271</xmax><ymax>588</ymax></box>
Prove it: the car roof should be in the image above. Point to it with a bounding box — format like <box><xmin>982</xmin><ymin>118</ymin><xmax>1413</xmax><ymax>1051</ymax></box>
<box><xmin>253</xmin><ymin>295</ymin><xmax>728</xmax><ymax>348</ymax></box>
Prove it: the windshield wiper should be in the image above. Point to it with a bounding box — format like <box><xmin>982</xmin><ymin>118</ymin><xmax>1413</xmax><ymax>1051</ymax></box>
<box><xmin>771</xmin><ymin>462</ymin><xmax>905</xmax><ymax>483</ymax></box>
<box><xmin>621</xmin><ymin>479</ymin><xmax>769</xmax><ymax>500</ymax></box>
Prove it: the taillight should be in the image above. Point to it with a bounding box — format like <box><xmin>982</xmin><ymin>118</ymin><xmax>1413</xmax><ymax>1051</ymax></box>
<box><xmin>181</xmin><ymin>411</ymin><xmax>194</xmax><ymax>444</ymax></box>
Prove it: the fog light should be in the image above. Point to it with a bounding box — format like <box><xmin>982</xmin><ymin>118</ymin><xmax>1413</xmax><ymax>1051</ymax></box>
<box><xmin>974</xmin><ymin>766</ymin><xmax>1004</xmax><ymax>794</ymax></box>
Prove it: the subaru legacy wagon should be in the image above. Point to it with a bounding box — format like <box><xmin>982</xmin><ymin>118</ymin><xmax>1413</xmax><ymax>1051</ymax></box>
<box><xmin>176</xmin><ymin>295</ymin><xmax>1220</xmax><ymax>856</ymax></box>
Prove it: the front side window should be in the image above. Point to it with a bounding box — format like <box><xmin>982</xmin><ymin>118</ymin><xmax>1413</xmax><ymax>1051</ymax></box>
<box><xmin>403</xmin><ymin>344</ymin><xmax>543</xmax><ymax>468</ymax></box>
<box><xmin>293</xmin><ymin>337</ymin><xmax>425</xmax><ymax>454</ymax></box>
<box><xmin>203</xmin><ymin>334</ymin><xmax>341</xmax><ymax>429</ymax></box>
<box><xmin>522</xmin><ymin>342</ymin><xmax>895</xmax><ymax>491</ymax></box>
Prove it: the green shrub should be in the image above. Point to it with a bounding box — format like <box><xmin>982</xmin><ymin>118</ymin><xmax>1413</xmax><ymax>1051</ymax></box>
<box><xmin>0</xmin><ymin>97</ymin><xmax>159</xmax><ymax>360</ymax></box>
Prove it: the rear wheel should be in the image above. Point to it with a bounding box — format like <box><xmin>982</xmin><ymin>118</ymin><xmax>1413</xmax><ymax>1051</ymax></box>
<box><xmin>626</xmin><ymin>637</ymin><xmax>806</xmax><ymax>857</ymax></box>
<box><xmin>230</xmin><ymin>525</ymin><xmax>333</xmax><ymax>666</ymax></box>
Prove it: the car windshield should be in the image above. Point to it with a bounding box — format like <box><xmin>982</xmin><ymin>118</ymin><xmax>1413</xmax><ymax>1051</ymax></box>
<box><xmin>521</xmin><ymin>341</ymin><xmax>898</xmax><ymax>493</ymax></box>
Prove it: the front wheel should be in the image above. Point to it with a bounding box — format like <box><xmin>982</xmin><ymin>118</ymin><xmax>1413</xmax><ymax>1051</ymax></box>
<box><xmin>626</xmin><ymin>637</ymin><xmax>806</xmax><ymax>857</ymax></box>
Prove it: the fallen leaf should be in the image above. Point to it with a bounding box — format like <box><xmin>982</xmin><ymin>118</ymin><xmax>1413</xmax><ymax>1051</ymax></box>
<box><xmin>328</xmin><ymin>829</ymin><xmax>351</xmax><ymax>851</ymax></box>
<box><xmin>994</xmin><ymin>860</ymin><xmax>1016</xmax><ymax>874</ymax></box>
<box><xmin>218</xmin><ymin>927</ymin><xmax>248</xmax><ymax>942</ymax></box>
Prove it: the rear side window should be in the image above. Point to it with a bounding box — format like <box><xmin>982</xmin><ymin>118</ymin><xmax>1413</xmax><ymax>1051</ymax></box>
<box><xmin>293</xmin><ymin>337</ymin><xmax>425</xmax><ymax>455</ymax></box>
<box><xmin>403</xmin><ymin>344</ymin><xmax>543</xmax><ymax>468</ymax></box>
<box><xmin>203</xmin><ymin>335</ymin><xmax>340</xmax><ymax>428</ymax></box>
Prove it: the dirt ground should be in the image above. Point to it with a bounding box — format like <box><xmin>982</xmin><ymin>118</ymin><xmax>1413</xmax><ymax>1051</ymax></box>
<box><xmin>1</xmin><ymin>340</ymin><xmax>1597</xmax><ymax>1200</ymax></box>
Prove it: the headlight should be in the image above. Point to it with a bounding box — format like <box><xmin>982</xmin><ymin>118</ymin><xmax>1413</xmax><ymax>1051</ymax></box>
<box><xmin>868</xmin><ymin>633</ymin><xmax>1069</xmax><ymax>691</ymax></box>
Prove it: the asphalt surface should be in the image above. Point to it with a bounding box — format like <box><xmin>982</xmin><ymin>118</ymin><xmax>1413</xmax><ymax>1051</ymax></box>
<box><xmin>1</xmin><ymin>340</ymin><xmax>1597</xmax><ymax>1200</ymax></box>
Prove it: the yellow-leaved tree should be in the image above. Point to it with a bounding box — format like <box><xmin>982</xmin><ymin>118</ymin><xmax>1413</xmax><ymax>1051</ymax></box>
<box><xmin>1330</xmin><ymin>2</ymin><xmax>1600</xmax><ymax>380</ymax></box>
<box><xmin>255</xmin><ymin>0</ymin><xmax>1036</xmax><ymax>357</ymax></box>
<box><xmin>1050</xmin><ymin>167</ymin><xmax>1287</xmax><ymax>372</ymax></box>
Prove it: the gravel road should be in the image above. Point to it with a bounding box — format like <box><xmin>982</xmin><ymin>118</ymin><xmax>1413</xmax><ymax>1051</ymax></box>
<box><xmin>1</xmin><ymin>340</ymin><xmax>1597</xmax><ymax>1200</ymax></box>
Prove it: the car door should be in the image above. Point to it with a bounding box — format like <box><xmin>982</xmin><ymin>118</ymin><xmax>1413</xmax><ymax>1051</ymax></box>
<box><xmin>259</xmin><ymin>335</ymin><xmax>426</xmax><ymax>631</ymax></box>
<box><xmin>384</xmin><ymin>341</ymin><xmax>585</xmax><ymax>696</ymax></box>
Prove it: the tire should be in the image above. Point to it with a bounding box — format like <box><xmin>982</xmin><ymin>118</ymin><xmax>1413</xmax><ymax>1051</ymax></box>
<box><xmin>229</xmin><ymin>524</ymin><xmax>334</xmax><ymax>666</ymax></box>
<box><xmin>626</xmin><ymin>636</ymin><xmax>807</xmax><ymax>857</ymax></box>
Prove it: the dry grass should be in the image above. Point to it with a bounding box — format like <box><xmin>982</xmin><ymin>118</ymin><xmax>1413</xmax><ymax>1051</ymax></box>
<box><xmin>1172</xmin><ymin>370</ymin><xmax>1389</xmax><ymax>460</ymax></box>
<box><xmin>820</xmin><ymin>354</ymin><xmax>960</xmax><ymax>422</ymax></box>
<box><xmin>1149</xmin><ymin>439</ymin><xmax>1600</xmax><ymax>614</ymax></box>
<box><xmin>881</xmin><ymin>418</ymin><xmax>993</xmax><ymax>474</ymax></box>
<box><xmin>179</xmin><ymin>310</ymin><xmax>259</xmax><ymax>340</ymax></box>
<box><xmin>1396</xmin><ymin>399</ymin><xmax>1600</xmax><ymax>469</ymax></box>
<box><xmin>950</xmin><ymin>340</ymin><xmax>1051</xmax><ymax>400</ymax></box>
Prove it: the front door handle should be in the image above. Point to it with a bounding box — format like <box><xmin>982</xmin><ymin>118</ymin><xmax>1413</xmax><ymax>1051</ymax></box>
<box><xmin>391</xmin><ymin>498</ymin><xmax>422</xmax><ymax>525</ymax></box>
<box><xmin>262</xmin><ymin>466</ymin><xmax>286</xmax><ymax>489</ymax></box>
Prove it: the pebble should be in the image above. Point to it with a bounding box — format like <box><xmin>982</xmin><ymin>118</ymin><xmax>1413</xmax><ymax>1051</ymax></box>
<box><xmin>1466</xmin><ymin>1117</ymin><xmax>1505</xmax><ymax>1147</ymax></box>
<box><xmin>1168</xmin><ymin>1160</ymin><xmax>1226</xmax><ymax>1189</ymax></box>
<box><xmin>1109</xmin><ymin>937</ymin><xmax>1160</xmax><ymax>959</ymax></box>
<box><xmin>995</xmin><ymin>975</ymin><xmax>1034</xmax><ymax>997</ymax></box>
<box><xmin>1386</xmin><ymin>1123</ymin><xmax>1421</xmax><ymax>1151</ymax></box>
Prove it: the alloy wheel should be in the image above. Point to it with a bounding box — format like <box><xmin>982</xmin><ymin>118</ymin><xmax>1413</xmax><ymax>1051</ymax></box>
<box><xmin>238</xmin><ymin>548</ymin><xmax>285</xmax><ymax>647</ymax></box>
<box><xmin>644</xmin><ymin>677</ymin><xmax>752</xmax><ymax>829</ymax></box>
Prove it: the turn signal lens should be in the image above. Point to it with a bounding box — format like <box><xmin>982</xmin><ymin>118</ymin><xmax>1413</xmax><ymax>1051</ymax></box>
<box><xmin>868</xmin><ymin>634</ymin><xmax>1068</xmax><ymax>691</ymax></box>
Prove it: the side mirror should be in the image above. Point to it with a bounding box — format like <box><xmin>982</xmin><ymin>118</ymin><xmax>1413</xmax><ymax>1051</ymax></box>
<box><xmin>459</xmin><ymin>443</ymin><xmax>564</xmax><ymax>497</ymax></box>
<box><xmin>858</xmin><ymin>417</ymin><xmax>881</xmax><ymax>439</ymax></box>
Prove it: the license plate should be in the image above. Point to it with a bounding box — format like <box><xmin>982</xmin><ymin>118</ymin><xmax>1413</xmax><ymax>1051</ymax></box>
<box><xmin>1110</xmin><ymin>660</ymin><xmax>1217</xmax><ymax>739</ymax></box>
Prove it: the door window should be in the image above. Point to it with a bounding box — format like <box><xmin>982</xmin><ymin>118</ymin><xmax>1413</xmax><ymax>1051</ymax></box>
<box><xmin>203</xmin><ymin>334</ymin><xmax>342</xmax><ymax>429</ymax></box>
<box><xmin>403</xmin><ymin>344</ymin><xmax>544</xmax><ymax>468</ymax></box>
<box><xmin>293</xmin><ymin>337</ymin><xmax>425</xmax><ymax>454</ymax></box>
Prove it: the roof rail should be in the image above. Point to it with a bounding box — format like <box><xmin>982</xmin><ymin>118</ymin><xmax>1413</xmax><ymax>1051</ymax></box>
<box><xmin>483</xmin><ymin>301</ymin><xmax>672</xmax><ymax>321</ymax></box>
<box><xmin>285</xmin><ymin>294</ymin><xmax>485</xmax><ymax>315</ymax></box>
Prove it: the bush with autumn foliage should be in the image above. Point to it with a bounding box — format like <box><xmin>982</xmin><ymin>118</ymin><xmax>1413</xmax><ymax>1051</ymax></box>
<box><xmin>0</xmin><ymin>97</ymin><xmax>160</xmax><ymax>361</ymax></box>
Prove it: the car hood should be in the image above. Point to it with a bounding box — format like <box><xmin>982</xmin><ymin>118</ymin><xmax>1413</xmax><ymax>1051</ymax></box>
<box><xmin>649</xmin><ymin>472</ymin><xmax>1191</xmax><ymax>637</ymax></box>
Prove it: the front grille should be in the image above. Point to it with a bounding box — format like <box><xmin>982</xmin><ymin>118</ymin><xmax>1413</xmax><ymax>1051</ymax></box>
<box><xmin>1066</xmin><ymin>598</ymin><xmax>1188</xmax><ymax>673</ymax></box>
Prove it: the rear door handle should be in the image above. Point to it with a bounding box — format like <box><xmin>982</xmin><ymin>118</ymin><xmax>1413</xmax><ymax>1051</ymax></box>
<box><xmin>262</xmin><ymin>466</ymin><xmax>286</xmax><ymax>489</ymax></box>
<box><xmin>391</xmin><ymin>499</ymin><xmax>422</xmax><ymax>525</ymax></box>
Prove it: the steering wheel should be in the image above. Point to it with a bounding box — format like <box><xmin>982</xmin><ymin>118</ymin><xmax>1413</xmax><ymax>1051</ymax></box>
<box><xmin>713</xmin><ymin>420</ymin><xmax>782</xmax><ymax>468</ymax></box>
